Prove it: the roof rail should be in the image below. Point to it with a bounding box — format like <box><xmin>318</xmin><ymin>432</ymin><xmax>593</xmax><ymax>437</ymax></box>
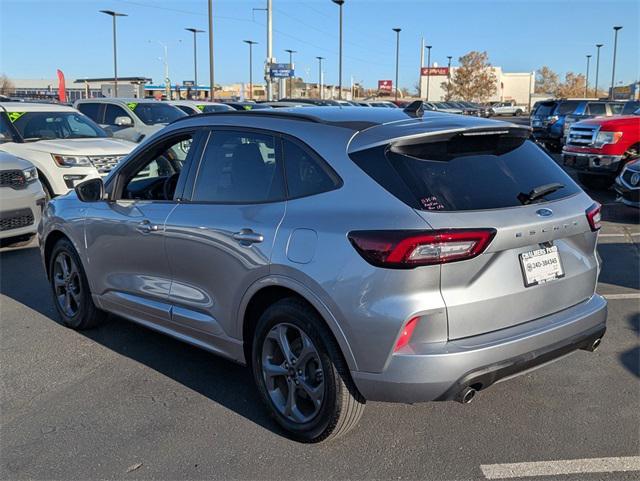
<box><xmin>169</xmin><ymin>109</ymin><xmax>326</xmax><ymax>126</ymax></box>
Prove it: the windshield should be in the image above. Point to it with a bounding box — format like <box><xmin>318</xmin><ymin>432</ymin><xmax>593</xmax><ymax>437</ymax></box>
<box><xmin>132</xmin><ymin>103</ymin><xmax>186</xmax><ymax>125</ymax></box>
<box><xmin>201</xmin><ymin>104</ymin><xmax>234</xmax><ymax>112</ymax></box>
<box><xmin>11</xmin><ymin>111</ymin><xmax>107</xmax><ymax>140</ymax></box>
<box><xmin>622</xmin><ymin>101</ymin><xmax>640</xmax><ymax>115</ymax></box>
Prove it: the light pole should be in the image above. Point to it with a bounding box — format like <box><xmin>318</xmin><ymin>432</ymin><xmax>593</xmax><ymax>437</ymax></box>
<box><xmin>610</xmin><ymin>26</ymin><xmax>622</xmax><ymax>100</ymax></box>
<box><xmin>99</xmin><ymin>10</ymin><xmax>127</xmax><ymax>98</ymax></box>
<box><xmin>284</xmin><ymin>49</ymin><xmax>296</xmax><ymax>97</ymax></box>
<box><xmin>594</xmin><ymin>43</ymin><xmax>603</xmax><ymax>97</ymax></box>
<box><xmin>208</xmin><ymin>0</ymin><xmax>214</xmax><ymax>100</ymax></box>
<box><xmin>316</xmin><ymin>56</ymin><xmax>325</xmax><ymax>99</ymax></box>
<box><xmin>185</xmin><ymin>28</ymin><xmax>204</xmax><ymax>99</ymax></box>
<box><xmin>332</xmin><ymin>0</ymin><xmax>344</xmax><ymax>99</ymax></box>
<box><xmin>446</xmin><ymin>55</ymin><xmax>452</xmax><ymax>100</ymax></box>
<box><xmin>244</xmin><ymin>40</ymin><xmax>258</xmax><ymax>100</ymax></box>
<box><xmin>584</xmin><ymin>54</ymin><xmax>592</xmax><ymax>97</ymax></box>
<box><xmin>425</xmin><ymin>45</ymin><xmax>432</xmax><ymax>101</ymax></box>
<box><xmin>392</xmin><ymin>28</ymin><xmax>401</xmax><ymax>102</ymax></box>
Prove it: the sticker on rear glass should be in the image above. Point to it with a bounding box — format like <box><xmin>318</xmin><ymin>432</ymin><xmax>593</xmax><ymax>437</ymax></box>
<box><xmin>420</xmin><ymin>196</ymin><xmax>444</xmax><ymax>210</ymax></box>
<box><xmin>7</xmin><ymin>112</ymin><xmax>25</xmax><ymax>123</ymax></box>
<box><xmin>127</xmin><ymin>102</ymin><xmax>138</xmax><ymax>111</ymax></box>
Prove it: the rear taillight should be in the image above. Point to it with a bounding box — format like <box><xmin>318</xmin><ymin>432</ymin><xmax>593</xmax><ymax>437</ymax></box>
<box><xmin>586</xmin><ymin>203</ymin><xmax>602</xmax><ymax>231</ymax></box>
<box><xmin>348</xmin><ymin>229</ymin><xmax>496</xmax><ymax>268</ymax></box>
<box><xmin>394</xmin><ymin>316</ymin><xmax>419</xmax><ymax>352</ymax></box>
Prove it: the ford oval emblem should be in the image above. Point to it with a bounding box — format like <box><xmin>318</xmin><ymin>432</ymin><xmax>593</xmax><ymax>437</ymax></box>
<box><xmin>536</xmin><ymin>208</ymin><xmax>553</xmax><ymax>217</ymax></box>
<box><xmin>631</xmin><ymin>172</ymin><xmax>640</xmax><ymax>186</ymax></box>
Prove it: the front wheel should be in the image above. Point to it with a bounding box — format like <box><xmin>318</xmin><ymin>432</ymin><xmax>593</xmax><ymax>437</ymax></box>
<box><xmin>49</xmin><ymin>238</ymin><xmax>107</xmax><ymax>329</ymax></box>
<box><xmin>252</xmin><ymin>298</ymin><xmax>365</xmax><ymax>443</ymax></box>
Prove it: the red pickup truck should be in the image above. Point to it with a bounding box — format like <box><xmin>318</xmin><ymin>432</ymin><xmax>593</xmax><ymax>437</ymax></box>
<box><xmin>562</xmin><ymin>109</ymin><xmax>640</xmax><ymax>190</ymax></box>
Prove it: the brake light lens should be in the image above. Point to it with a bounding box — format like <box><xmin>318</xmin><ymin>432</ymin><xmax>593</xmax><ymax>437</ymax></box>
<box><xmin>394</xmin><ymin>316</ymin><xmax>419</xmax><ymax>352</ymax></box>
<box><xmin>348</xmin><ymin>229</ymin><xmax>496</xmax><ymax>268</ymax></box>
<box><xmin>586</xmin><ymin>203</ymin><xmax>602</xmax><ymax>231</ymax></box>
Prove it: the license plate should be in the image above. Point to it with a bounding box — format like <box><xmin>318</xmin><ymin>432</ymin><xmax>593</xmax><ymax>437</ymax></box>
<box><xmin>519</xmin><ymin>245</ymin><xmax>564</xmax><ymax>287</ymax></box>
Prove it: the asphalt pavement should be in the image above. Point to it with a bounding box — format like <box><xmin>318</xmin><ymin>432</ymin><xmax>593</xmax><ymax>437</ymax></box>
<box><xmin>1</xmin><ymin>118</ymin><xmax>638</xmax><ymax>480</ymax></box>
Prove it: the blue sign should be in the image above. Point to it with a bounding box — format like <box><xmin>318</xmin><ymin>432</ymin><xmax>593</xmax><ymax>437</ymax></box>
<box><xmin>270</xmin><ymin>63</ymin><xmax>294</xmax><ymax>78</ymax></box>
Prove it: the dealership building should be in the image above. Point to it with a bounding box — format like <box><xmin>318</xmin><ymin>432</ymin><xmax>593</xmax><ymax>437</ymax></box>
<box><xmin>418</xmin><ymin>66</ymin><xmax>535</xmax><ymax>106</ymax></box>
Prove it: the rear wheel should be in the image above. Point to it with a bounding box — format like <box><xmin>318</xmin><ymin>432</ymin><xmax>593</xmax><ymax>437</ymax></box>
<box><xmin>515</xmin><ymin>109</ymin><xmax>523</xmax><ymax>116</ymax></box>
<box><xmin>578</xmin><ymin>173</ymin><xmax>613</xmax><ymax>191</ymax></box>
<box><xmin>251</xmin><ymin>298</ymin><xmax>365</xmax><ymax>443</ymax></box>
<box><xmin>49</xmin><ymin>238</ymin><xmax>107</xmax><ymax>329</ymax></box>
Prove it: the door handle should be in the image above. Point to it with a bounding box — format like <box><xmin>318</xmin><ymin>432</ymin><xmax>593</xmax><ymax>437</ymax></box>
<box><xmin>136</xmin><ymin>220</ymin><xmax>159</xmax><ymax>234</ymax></box>
<box><xmin>232</xmin><ymin>229</ymin><xmax>264</xmax><ymax>245</ymax></box>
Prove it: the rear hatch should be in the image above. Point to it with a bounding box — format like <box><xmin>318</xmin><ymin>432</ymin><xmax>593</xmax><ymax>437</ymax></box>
<box><xmin>350</xmin><ymin>124</ymin><xmax>599</xmax><ymax>340</ymax></box>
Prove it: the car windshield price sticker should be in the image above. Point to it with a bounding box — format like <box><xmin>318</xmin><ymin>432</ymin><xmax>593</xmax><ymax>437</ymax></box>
<box><xmin>520</xmin><ymin>245</ymin><xmax>564</xmax><ymax>287</ymax></box>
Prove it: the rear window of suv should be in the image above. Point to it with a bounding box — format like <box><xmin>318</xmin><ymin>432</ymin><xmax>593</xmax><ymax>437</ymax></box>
<box><xmin>350</xmin><ymin>133</ymin><xmax>580</xmax><ymax>211</ymax></box>
<box><xmin>555</xmin><ymin>100</ymin><xmax>582</xmax><ymax>115</ymax></box>
<box><xmin>534</xmin><ymin>102</ymin><xmax>556</xmax><ymax>117</ymax></box>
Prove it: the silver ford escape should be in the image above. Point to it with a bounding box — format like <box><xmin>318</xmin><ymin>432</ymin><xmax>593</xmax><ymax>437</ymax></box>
<box><xmin>40</xmin><ymin>105</ymin><xmax>607</xmax><ymax>442</ymax></box>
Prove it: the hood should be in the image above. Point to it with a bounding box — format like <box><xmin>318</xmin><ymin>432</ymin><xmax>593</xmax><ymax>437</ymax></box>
<box><xmin>20</xmin><ymin>137</ymin><xmax>136</xmax><ymax>156</ymax></box>
<box><xmin>0</xmin><ymin>150</ymin><xmax>35</xmax><ymax>170</ymax></box>
<box><xmin>575</xmin><ymin>114</ymin><xmax>640</xmax><ymax>129</ymax></box>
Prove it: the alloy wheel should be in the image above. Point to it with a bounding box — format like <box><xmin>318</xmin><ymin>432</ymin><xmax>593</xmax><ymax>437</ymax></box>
<box><xmin>261</xmin><ymin>323</ymin><xmax>325</xmax><ymax>424</ymax></box>
<box><xmin>52</xmin><ymin>252</ymin><xmax>82</xmax><ymax>318</ymax></box>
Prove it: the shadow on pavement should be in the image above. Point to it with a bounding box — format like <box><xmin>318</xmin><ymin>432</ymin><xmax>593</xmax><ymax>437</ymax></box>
<box><xmin>619</xmin><ymin>312</ymin><xmax>639</xmax><ymax>379</ymax></box>
<box><xmin>0</xmin><ymin>246</ymin><xmax>283</xmax><ymax>439</ymax></box>
<box><xmin>597</xmin><ymin>243</ymin><xmax>640</xmax><ymax>292</ymax></box>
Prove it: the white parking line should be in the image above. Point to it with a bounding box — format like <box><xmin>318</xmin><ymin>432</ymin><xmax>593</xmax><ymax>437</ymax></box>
<box><xmin>599</xmin><ymin>233</ymin><xmax>640</xmax><ymax>238</ymax></box>
<box><xmin>480</xmin><ymin>456</ymin><xmax>640</xmax><ymax>479</ymax></box>
<box><xmin>602</xmin><ymin>293</ymin><xmax>640</xmax><ymax>300</ymax></box>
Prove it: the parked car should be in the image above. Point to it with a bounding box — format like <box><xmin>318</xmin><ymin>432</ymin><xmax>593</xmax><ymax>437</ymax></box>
<box><xmin>0</xmin><ymin>152</ymin><xmax>46</xmax><ymax>247</ymax></box>
<box><xmin>368</xmin><ymin>100</ymin><xmax>398</xmax><ymax>108</ymax></box>
<box><xmin>40</xmin><ymin>106</ymin><xmax>606</xmax><ymax>442</ymax></box>
<box><xmin>488</xmin><ymin>101</ymin><xmax>526</xmax><ymax>116</ymax></box>
<box><xmin>446</xmin><ymin>101</ymin><xmax>479</xmax><ymax>116</ymax></box>
<box><xmin>431</xmin><ymin>102</ymin><xmax>464</xmax><ymax>114</ymax></box>
<box><xmin>224</xmin><ymin>102</ymin><xmax>273</xmax><ymax>111</ymax></box>
<box><xmin>168</xmin><ymin>100</ymin><xmax>234</xmax><ymax>115</ymax></box>
<box><xmin>562</xmin><ymin>100</ymin><xmax>623</xmax><ymax>142</ymax></box>
<box><xmin>563</xmin><ymin>107</ymin><xmax>640</xmax><ymax>189</ymax></box>
<box><xmin>264</xmin><ymin>101</ymin><xmax>314</xmax><ymax>108</ymax></box>
<box><xmin>621</xmin><ymin>100</ymin><xmax>640</xmax><ymax>115</ymax></box>
<box><xmin>279</xmin><ymin>98</ymin><xmax>341</xmax><ymax>106</ymax></box>
<box><xmin>531</xmin><ymin>99</ymin><xmax>590</xmax><ymax>152</ymax></box>
<box><xmin>0</xmin><ymin>102</ymin><xmax>135</xmax><ymax>198</ymax></box>
<box><xmin>75</xmin><ymin>98</ymin><xmax>186</xmax><ymax>143</ymax></box>
<box><xmin>455</xmin><ymin>101</ymin><xmax>490</xmax><ymax>117</ymax></box>
<box><xmin>614</xmin><ymin>157</ymin><xmax>640</xmax><ymax>208</ymax></box>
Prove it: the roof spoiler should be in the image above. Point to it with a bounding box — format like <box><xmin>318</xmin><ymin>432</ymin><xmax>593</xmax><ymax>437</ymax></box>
<box><xmin>403</xmin><ymin>100</ymin><xmax>424</xmax><ymax>117</ymax></box>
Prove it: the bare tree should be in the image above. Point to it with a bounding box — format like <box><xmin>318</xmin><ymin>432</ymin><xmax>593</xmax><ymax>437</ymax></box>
<box><xmin>441</xmin><ymin>51</ymin><xmax>497</xmax><ymax>102</ymax></box>
<box><xmin>556</xmin><ymin>72</ymin><xmax>587</xmax><ymax>98</ymax></box>
<box><xmin>0</xmin><ymin>74</ymin><xmax>15</xmax><ymax>95</ymax></box>
<box><xmin>535</xmin><ymin>66</ymin><xmax>560</xmax><ymax>95</ymax></box>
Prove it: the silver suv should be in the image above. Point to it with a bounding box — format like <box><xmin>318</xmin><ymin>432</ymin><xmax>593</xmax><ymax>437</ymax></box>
<box><xmin>40</xmin><ymin>106</ymin><xmax>607</xmax><ymax>442</ymax></box>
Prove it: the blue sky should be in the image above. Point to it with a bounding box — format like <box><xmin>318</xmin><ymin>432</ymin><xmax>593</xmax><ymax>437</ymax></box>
<box><xmin>1</xmin><ymin>0</ymin><xmax>638</xmax><ymax>91</ymax></box>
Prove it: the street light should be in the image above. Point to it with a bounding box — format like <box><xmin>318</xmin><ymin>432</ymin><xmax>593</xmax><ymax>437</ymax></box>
<box><xmin>208</xmin><ymin>0</ymin><xmax>215</xmax><ymax>100</ymax></box>
<box><xmin>446</xmin><ymin>55</ymin><xmax>452</xmax><ymax>99</ymax></box>
<box><xmin>594</xmin><ymin>44</ymin><xmax>603</xmax><ymax>98</ymax></box>
<box><xmin>610</xmin><ymin>26</ymin><xmax>622</xmax><ymax>100</ymax></box>
<box><xmin>584</xmin><ymin>54</ymin><xmax>592</xmax><ymax>97</ymax></box>
<box><xmin>316</xmin><ymin>56</ymin><xmax>325</xmax><ymax>99</ymax></box>
<box><xmin>332</xmin><ymin>0</ymin><xmax>345</xmax><ymax>99</ymax></box>
<box><xmin>185</xmin><ymin>28</ymin><xmax>205</xmax><ymax>100</ymax></box>
<box><xmin>284</xmin><ymin>49</ymin><xmax>297</xmax><ymax>97</ymax></box>
<box><xmin>244</xmin><ymin>40</ymin><xmax>258</xmax><ymax>100</ymax></box>
<box><xmin>425</xmin><ymin>45</ymin><xmax>432</xmax><ymax>101</ymax></box>
<box><xmin>99</xmin><ymin>10</ymin><xmax>127</xmax><ymax>98</ymax></box>
<box><xmin>392</xmin><ymin>28</ymin><xmax>401</xmax><ymax>102</ymax></box>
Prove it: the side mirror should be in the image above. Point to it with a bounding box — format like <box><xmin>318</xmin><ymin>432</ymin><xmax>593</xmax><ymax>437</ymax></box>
<box><xmin>114</xmin><ymin>116</ymin><xmax>133</xmax><ymax>127</ymax></box>
<box><xmin>75</xmin><ymin>178</ymin><xmax>104</xmax><ymax>202</ymax></box>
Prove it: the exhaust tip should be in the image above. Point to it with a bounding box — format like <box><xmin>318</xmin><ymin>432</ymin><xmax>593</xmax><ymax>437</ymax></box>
<box><xmin>582</xmin><ymin>337</ymin><xmax>602</xmax><ymax>352</ymax></box>
<box><xmin>457</xmin><ymin>387</ymin><xmax>476</xmax><ymax>404</ymax></box>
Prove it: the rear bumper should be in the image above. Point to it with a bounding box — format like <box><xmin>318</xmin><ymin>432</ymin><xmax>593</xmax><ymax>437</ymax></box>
<box><xmin>351</xmin><ymin>294</ymin><xmax>607</xmax><ymax>403</ymax></box>
<box><xmin>562</xmin><ymin>150</ymin><xmax>623</xmax><ymax>175</ymax></box>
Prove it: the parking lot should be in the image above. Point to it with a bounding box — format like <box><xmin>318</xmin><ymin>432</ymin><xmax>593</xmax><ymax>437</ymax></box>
<box><xmin>1</xmin><ymin>116</ymin><xmax>638</xmax><ymax>480</ymax></box>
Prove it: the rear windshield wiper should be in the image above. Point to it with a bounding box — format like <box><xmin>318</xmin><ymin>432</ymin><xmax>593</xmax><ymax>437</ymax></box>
<box><xmin>518</xmin><ymin>182</ymin><xmax>564</xmax><ymax>205</ymax></box>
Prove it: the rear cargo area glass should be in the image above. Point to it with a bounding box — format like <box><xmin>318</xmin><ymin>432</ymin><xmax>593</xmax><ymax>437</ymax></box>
<box><xmin>351</xmin><ymin>137</ymin><xmax>580</xmax><ymax>211</ymax></box>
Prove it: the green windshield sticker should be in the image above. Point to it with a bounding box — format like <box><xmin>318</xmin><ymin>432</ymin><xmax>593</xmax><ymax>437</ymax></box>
<box><xmin>127</xmin><ymin>102</ymin><xmax>138</xmax><ymax>111</ymax></box>
<box><xmin>197</xmin><ymin>105</ymin><xmax>205</xmax><ymax>112</ymax></box>
<box><xmin>7</xmin><ymin>112</ymin><xmax>25</xmax><ymax>123</ymax></box>
<box><xmin>243</xmin><ymin>105</ymin><xmax>253</xmax><ymax>110</ymax></box>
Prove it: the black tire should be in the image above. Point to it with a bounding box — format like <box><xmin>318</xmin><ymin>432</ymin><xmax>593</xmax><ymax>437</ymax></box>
<box><xmin>251</xmin><ymin>297</ymin><xmax>365</xmax><ymax>443</ymax></box>
<box><xmin>49</xmin><ymin>238</ymin><xmax>107</xmax><ymax>330</ymax></box>
<box><xmin>515</xmin><ymin>109</ymin><xmax>523</xmax><ymax>116</ymax></box>
<box><xmin>578</xmin><ymin>173</ymin><xmax>613</xmax><ymax>191</ymax></box>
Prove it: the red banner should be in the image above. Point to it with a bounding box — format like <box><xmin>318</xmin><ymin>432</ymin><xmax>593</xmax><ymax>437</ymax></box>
<box><xmin>57</xmin><ymin>69</ymin><xmax>67</xmax><ymax>103</ymax></box>
<box><xmin>378</xmin><ymin>80</ymin><xmax>393</xmax><ymax>91</ymax></box>
<box><xmin>420</xmin><ymin>67</ymin><xmax>449</xmax><ymax>76</ymax></box>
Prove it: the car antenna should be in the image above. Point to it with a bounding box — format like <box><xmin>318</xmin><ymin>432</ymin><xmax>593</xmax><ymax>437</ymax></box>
<box><xmin>403</xmin><ymin>100</ymin><xmax>424</xmax><ymax>117</ymax></box>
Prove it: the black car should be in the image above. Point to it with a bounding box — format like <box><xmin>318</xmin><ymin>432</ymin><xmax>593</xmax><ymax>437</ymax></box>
<box><xmin>224</xmin><ymin>102</ymin><xmax>273</xmax><ymax>111</ymax></box>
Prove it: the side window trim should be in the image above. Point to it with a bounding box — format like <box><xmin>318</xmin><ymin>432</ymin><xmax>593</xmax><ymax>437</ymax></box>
<box><xmin>183</xmin><ymin>126</ymin><xmax>286</xmax><ymax>205</ymax></box>
<box><xmin>109</xmin><ymin>127</ymin><xmax>203</xmax><ymax>202</ymax></box>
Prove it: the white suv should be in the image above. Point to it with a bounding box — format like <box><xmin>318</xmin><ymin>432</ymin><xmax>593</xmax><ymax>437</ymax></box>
<box><xmin>0</xmin><ymin>103</ymin><xmax>135</xmax><ymax>197</ymax></box>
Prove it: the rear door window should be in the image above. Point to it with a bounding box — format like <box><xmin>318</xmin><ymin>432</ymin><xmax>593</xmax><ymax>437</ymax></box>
<box><xmin>76</xmin><ymin>103</ymin><xmax>103</xmax><ymax>123</ymax></box>
<box><xmin>350</xmin><ymin>134</ymin><xmax>580</xmax><ymax>211</ymax></box>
